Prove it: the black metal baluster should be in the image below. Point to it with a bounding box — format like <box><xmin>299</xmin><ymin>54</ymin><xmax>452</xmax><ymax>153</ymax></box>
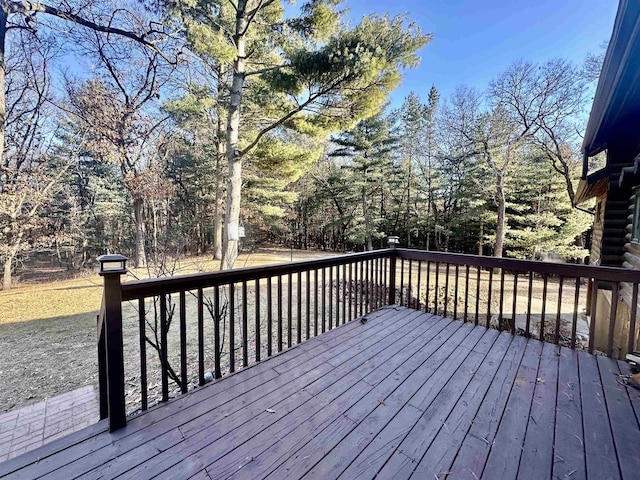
<box><xmin>540</xmin><ymin>275</ymin><xmax>548</xmax><ymax>342</ymax></box>
<box><xmin>297</xmin><ymin>271</ymin><xmax>303</xmax><ymax>342</ymax></box>
<box><xmin>417</xmin><ymin>260</ymin><xmax>422</xmax><ymax>311</ymax></box>
<box><xmin>435</xmin><ymin>262</ymin><xmax>440</xmax><ymax>316</ymax></box>
<box><xmin>267</xmin><ymin>277</ymin><xmax>273</xmax><ymax>356</ymax></box>
<box><xmin>464</xmin><ymin>265</ymin><xmax>470</xmax><ymax>323</ymax></box>
<box><xmin>229</xmin><ymin>284</ymin><xmax>235</xmax><ymax>372</ymax></box>
<box><xmin>511</xmin><ymin>274</ymin><xmax>518</xmax><ymax>334</ymax></box>
<box><xmin>197</xmin><ymin>289</ymin><xmax>204</xmax><ymax>384</ymax></box>
<box><xmin>400</xmin><ymin>259</ymin><xmax>405</xmax><ymax>307</ymax></box>
<box><xmin>525</xmin><ymin>272</ymin><xmax>533</xmax><ymax>337</ymax></box>
<box><xmin>425</xmin><ymin>262</ymin><xmax>431</xmax><ymax>313</ymax></box>
<box><xmin>555</xmin><ymin>276</ymin><xmax>564</xmax><ymax>345</ymax></box>
<box><xmin>498</xmin><ymin>269</ymin><xmax>505</xmax><ymax>329</ymax></box>
<box><xmin>179</xmin><ymin>291</ymin><xmax>187</xmax><ymax>393</ymax></box>
<box><xmin>408</xmin><ymin>259</ymin><xmax>413</xmax><ymax>309</ymax></box>
<box><xmin>138</xmin><ymin>298</ymin><xmax>148</xmax><ymax>410</ymax></box>
<box><xmin>255</xmin><ymin>279</ymin><xmax>261</xmax><ymax>362</ymax></box>
<box><xmin>475</xmin><ymin>267</ymin><xmax>481</xmax><ymax>325</ymax></box>
<box><xmin>454</xmin><ymin>265</ymin><xmax>459</xmax><ymax>320</ymax></box>
<box><xmin>322</xmin><ymin>268</ymin><xmax>326</xmax><ymax>333</ymax></box>
<box><xmin>306</xmin><ymin>270</ymin><xmax>311</xmax><ymax>337</ymax></box>
<box><xmin>314</xmin><ymin>269</ymin><xmax>319</xmax><ymax>335</ymax></box>
<box><xmin>348</xmin><ymin>263</ymin><xmax>353</xmax><ymax>321</ymax></box>
<box><xmin>486</xmin><ymin>268</ymin><xmax>493</xmax><ymax>328</ymax></box>
<box><xmin>160</xmin><ymin>294</ymin><xmax>168</xmax><ymax>402</ymax></box>
<box><xmin>359</xmin><ymin>261</ymin><xmax>364</xmax><ymax>316</ymax></box>
<box><xmin>242</xmin><ymin>281</ymin><xmax>248</xmax><ymax>367</ymax></box>
<box><xmin>277</xmin><ymin>276</ymin><xmax>283</xmax><ymax>352</ymax></box>
<box><xmin>335</xmin><ymin>265</ymin><xmax>340</xmax><ymax>326</ymax></box>
<box><xmin>329</xmin><ymin>266</ymin><xmax>334</xmax><ymax>329</ymax></box>
<box><xmin>288</xmin><ymin>273</ymin><xmax>293</xmax><ymax>347</ymax></box>
<box><xmin>214</xmin><ymin>286</ymin><xmax>222</xmax><ymax>378</ymax></box>
<box><xmin>444</xmin><ymin>263</ymin><xmax>450</xmax><ymax>317</ymax></box>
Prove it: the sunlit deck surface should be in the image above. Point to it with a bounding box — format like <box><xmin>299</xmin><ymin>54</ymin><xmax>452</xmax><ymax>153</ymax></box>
<box><xmin>1</xmin><ymin>306</ymin><xmax>639</xmax><ymax>479</ymax></box>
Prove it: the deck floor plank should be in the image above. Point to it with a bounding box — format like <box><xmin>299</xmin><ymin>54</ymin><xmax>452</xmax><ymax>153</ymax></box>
<box><xmin>478</xmin><ymin>339</ymin><xmax>543</xmax><ymax>480</ymax></box>
<box><xmin>597</xmin><ymin>356</ymin><xmax>640</xmax><ymax>479</ymax></box>
<box><xmin>203</xmin><ymin>316</ymin><xmax>451</xmax><ymax>480</ymax></box>
<box><xmin>1</xmin><ymin>306</ymin><xmax>638</xmax><ymax>480</ymax></box>
<box><xmin>579</xmin><ymin>351</ymin><xmax>621</xmax><ymax>480</ymax></box>
<box><xmin>517</xmin><ymin>341</ymin><xmax>560</xmax><ymax>480</ymax></box>
<box><xmin>88</xmin><ymin>309</ymin><xmax>428</xmax><ymax>480</ymax></box>
<box><xmin>30</xmin><ymin>307</ymin><xmax>416</xmax><ymax>480</ymax></box>
<box><xmin>341</xmin><ymin>329</ymin><xmax>502</xmax><ymax>479</ymax></box>
<box><xmin>553</xmin><ymin>347</ymin><xmax>586</xmax><ymax>480</ymax></box>
<box><xmin>408</xmin><ymin>332</ymin><xmax>518</xmax><ymax>479</ymax></box>
<box><xmin>296</xmin><ymin>324</ymin><xmax>485</xmax><ymax>479</ymax></box>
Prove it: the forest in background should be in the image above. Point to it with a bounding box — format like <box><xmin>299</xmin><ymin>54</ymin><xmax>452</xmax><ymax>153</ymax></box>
<box><xmin>0</xmin><ymin>0</ymin><xmax>604</xmax><ymax>290</ymax></box>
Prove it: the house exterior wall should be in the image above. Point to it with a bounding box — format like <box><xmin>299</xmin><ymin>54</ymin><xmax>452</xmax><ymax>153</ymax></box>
<box><xmin>593</xmin><ymin>188</ymin><xmax>640</xmax><ymax>358</ymax></box>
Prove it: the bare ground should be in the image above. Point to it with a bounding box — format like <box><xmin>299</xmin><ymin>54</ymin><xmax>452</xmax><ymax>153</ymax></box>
<box><xmin>0</xmin><ymin>248</ymin><xmax>337</xmax><ymax>413</ymax></box>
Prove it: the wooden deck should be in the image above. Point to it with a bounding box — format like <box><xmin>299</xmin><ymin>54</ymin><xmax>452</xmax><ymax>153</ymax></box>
<box><xmin>1</xmin><ymin>306</ymin><xmax>639</xmax><ymax>479</ymax></box>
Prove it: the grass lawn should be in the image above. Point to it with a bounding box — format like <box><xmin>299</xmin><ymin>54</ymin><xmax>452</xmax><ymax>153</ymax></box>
<box><xmin>0</xmin><ymin>248</ymin><xmax>337</xmax><ymax>412</ymax></box>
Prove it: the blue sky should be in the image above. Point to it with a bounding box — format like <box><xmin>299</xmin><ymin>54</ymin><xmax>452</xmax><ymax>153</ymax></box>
<box><xmin>332</xmin><ymin>0</ymin><xmax>618</xmax><ymax>107</ymax></box>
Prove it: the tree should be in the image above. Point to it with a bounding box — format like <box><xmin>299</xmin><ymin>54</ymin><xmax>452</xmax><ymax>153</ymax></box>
<box><xmin>0</xmin><ymin>1</ymin><xmax>175</xmax><ymax>286</ymax></box>
<box><xmin>0</xmin><ymin>31</ymin><xmax>65</xmax><ymax>289</ymax></box>
<box><xmin>65</xmin><ymin>24</ymin><xmax>175</xmax><ymax>267</ymax></box>
<box><xmin>167</xmin><ymin>0</ymin><xmax>429</xmax><ymax>268</ymax></box>
<box><xmin>488</xmin><ymin>59</ymin><xmax>588</xmax><ymax>206</ymax></box>
<box><xmin>331</xmin><ymin>112</ymin><xmax>396</xmax><ymax>250</ymax></box>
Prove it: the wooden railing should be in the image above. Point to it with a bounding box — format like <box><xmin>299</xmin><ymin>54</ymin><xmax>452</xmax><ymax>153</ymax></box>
<box><xmin>97</xmin><ymin>249</ymin><xmax>391</xmax><ymax>431</ymax></box>
<box><xmin>96</xmin><ymin>246</ymin><xmax>640</xmax><ymax>430</ymax></box>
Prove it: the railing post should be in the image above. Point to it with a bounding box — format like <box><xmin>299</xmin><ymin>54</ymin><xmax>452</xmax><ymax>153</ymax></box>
<box><xmin>388</xmin><ymin>237</ymin><xmax>399</xmax><ymax>305</ymax></box>
<box><xmin>98</xmin><ymin>254</ymin><xmax>128</xmax><ymax>432</ymax></box>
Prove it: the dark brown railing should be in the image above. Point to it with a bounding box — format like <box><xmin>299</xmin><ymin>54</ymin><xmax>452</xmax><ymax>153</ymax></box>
<box><xmin>97</xmin><ymin>249</ymin><xmax>391</xmax><ymax>431</ymax></box>
<box><xmin>96</xmin><ymin>245</ymin><xmax>640</xmax><ymax>431</ymax></box>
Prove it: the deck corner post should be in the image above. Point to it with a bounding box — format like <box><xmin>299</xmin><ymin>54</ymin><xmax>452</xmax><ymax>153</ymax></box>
<box><xmin>388</xmin><ymin>237</ymin><xmax>399</xmax><ymax>306</ymax></box>
<box><xmin>98</xmin><ymin>254</ymin><xmax>128</xmax><ymax>432</ymax></box>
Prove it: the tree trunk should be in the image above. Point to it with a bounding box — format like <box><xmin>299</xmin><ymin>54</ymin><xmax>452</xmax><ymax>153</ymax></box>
<box><xmin>0</xmin><ymin>8</ymin><xmax>6</xmax><ymax>168</ymax></box>
<box><xmin>213</xmin><ymin>117</ymin><xmax>225</xmax><ymax>260</ymax></box>
<box><xmin>494</xmin><ymin>176</ymin><xmax>506</xmax><ymax>258</ymax></box>
<box><xmin>362</xmin><ymin>186</ymin><xmax>373</xmax><ymax>251</ymax></box>
<box><xmin>2</xmin><ymin>254</ymin><xmax>12</xmax><ymax>290</ymax></box>
<box><xmin>213</xmin><ymin>68</ymin><xmax>226</xmax><ymax>261</ymax></box>
<box><xmin>133</xmin><ymin>197</ymin><xmax>147</xmax><ymax>268</ymax></box>
<box><xmin>478</xmin><ymin>219</ymin><xmax>484</xmax><ymax>256</ymax></box>
<box><xmin>221</xmin><ymin>0</ymin><xmax>248</xmax><ymax>270</ymax></box>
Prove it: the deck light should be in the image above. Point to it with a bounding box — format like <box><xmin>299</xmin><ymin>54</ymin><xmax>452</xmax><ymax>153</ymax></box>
<box><xmin>97</xmin><ymin>254</ymin><xmax>128</xmax><ymax>276</ymax></box>
<box><xmin>388</xmin><ymin>236</ymin><xmax>400</xmax><ymax>248</ymax></box>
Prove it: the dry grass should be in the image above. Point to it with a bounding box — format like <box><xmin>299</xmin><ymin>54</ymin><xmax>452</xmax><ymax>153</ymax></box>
<box><xmin>0</xmin><ymin>248</ymin><xmax>335</xmax><ymax>325</ymax></box>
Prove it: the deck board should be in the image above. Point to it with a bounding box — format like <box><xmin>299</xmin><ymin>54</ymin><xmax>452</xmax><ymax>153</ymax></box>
<box><xmin>1</xmin><ymin>306</ymin><xmax>639</xmax><ymax>480</ymax></box>
<box><xmin>553</xmin><ymin>347</ymin><xmax>586</xmax><ymax>480</ymax></box>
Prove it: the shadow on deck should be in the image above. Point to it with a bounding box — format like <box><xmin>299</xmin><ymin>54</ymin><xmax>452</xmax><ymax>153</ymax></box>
<box><xmin>1</xmin><ymin>306</ymin><xmax>639</xmax><ymax>479</ymax></box>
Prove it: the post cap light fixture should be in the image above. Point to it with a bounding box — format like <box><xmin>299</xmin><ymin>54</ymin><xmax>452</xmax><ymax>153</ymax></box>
<box><xmin>387</xmin><ymin>236</ymin><xmax>400</xmax><ymax>247</ymax></box>
<box><xmin>97</xmin><ymin>254</ymin><xmax>128</xmax><ymax>276</ymax></box>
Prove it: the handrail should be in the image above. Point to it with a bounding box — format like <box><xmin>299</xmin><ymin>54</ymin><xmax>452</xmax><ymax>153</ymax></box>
<box><xmin>397</xmin><ymin>249</ymin><xmax>640</xmax><ymax>283</ymax></box>
<box><xmin>97</xmin><ymin>245</ymin><xmax>640</xmax><ymax>431</ymax></box>
<box><xmin>121</xmin><ymin>250</ymin><xmax>392</xmax><ymax>301</ymax></box>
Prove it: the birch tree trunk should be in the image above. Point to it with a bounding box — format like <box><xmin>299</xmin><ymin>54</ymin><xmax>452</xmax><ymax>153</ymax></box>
<box><xmin>494</xmin><ymin>174</ymin><xmax>506</xmax><ymax>258</ymax></box>
<box><xmin>133</xmin><ymin>197</ymin><xmax>147</xmax><ymax>268</ymax></box>
<box><xmin>213</xmin><ymin>112</ymin><xmax>225</xmax><ymax>260</ymax></box>
<box><xmin>221</xmin><ymin>0</ymin><xmax>247</xmax><ymax>270</ymax></box>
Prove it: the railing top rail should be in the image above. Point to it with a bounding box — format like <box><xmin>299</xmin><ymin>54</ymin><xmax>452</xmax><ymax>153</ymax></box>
<box><xmin>397</xmin><ymin>249</ymin><xmax>640</xmax><ymax>283</ymax></box>
<box><xmin>121</xmin><ymin>249</ymin><xmax>392</xmax><ymax>301</ymax></box>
